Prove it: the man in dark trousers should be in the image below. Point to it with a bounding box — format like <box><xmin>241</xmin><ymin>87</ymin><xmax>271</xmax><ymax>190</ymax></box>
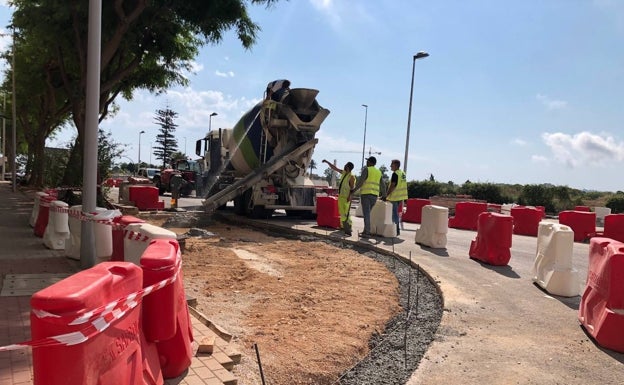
<box><xmin>351</xmin><ymin>156</ymin><xmax>384</xmax><ymax>237</ymax></box>
<box><xmin>384</xmin><ymin>159</ymin><xmax>408</xmax><ymax>235</ymax></box>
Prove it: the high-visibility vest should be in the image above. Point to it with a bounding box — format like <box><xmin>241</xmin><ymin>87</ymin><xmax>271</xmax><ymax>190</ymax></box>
<box><xmin>362</xmin><ymin>167</ymin><xmax>381</xmax><ymax>196</ymax></box>
<box><xmin>387</xmin><ymin>170</ymin><xmax>408</xmax><ymax>201</ymax></box>
<box><xmin>338</xmin><ymin>171</ymin><xmax>354</xmax><ymax>198</ymax></box>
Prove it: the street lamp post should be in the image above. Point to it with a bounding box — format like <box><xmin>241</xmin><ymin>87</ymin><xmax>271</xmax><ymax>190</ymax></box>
<box><xmin>138</xmin><ymin>130</ymin><xmax>145</xmax><ymax>172</ymax></box>
<box><xmin>361</xmin><ymin>104</ymin><xmax>368</xmax><ymax>170</ymax></box>
<box><xmin>404</xmin><ymin>51</ymin><xmax>429</xmax><ymax>175</ymax></box>
<box><xmin>209</xmin><ymin>112</ymin><xmax>218</xmax><ymax>133</ymax></box>
<box><xmin>184</xmin><ymin>137</ymin><xmax>187</xmax><ymax>157</ymax></box>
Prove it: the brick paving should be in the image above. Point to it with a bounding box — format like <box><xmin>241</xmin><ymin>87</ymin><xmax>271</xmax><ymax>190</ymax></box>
<box><xmin>0</xmin><ymin>181</ymin><xmax>239</xmax><ymax>385</ymax></box>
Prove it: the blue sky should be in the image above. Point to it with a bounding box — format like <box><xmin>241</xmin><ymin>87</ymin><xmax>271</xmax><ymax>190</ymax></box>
<box><xmin>1</xmin><ymin>1</ymin><xmax>624</xmax><ymax>192</ymax></box>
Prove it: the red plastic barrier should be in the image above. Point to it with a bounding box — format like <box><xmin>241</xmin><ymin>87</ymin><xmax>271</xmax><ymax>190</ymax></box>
<box><xmin>316</xmin><ymin>196</ymin><xmax>341</xmax><ymax>229</ymax></box>
<box><xmin>448</xmin><ymin>201</ymin><xmax>488</xmax><ymax>231</ymax></box>
<box><xmin>129</xmin><ymin>185</ymin><xmax>164</xmax><ymax>211</ymax></box>
<box><xmin>141</xmin><ymin>239</ymin><xmax>193</xmax><ymax>378</ymax></box>
<box><xmin>34</xmin><ymin>195</ymin><xmax>54</xmax><ymax>237</ymax></box>
<box><xmin>574</xmin><ymin>205</ymin><xmax>591</xmax><ymax>212</ymax></box>
<box><xmin>558</xmin><ymin>210</ymin><xmax>596</xmax><ymax>242</ymax></box>
<box><xmin>30</xmin><ymin>262</ymin><xmax>163</xmax><ymax>385</ymax></box>
<box><xmin>510</xmin><ymin>206</ymin><xmax>542</xmax><ymax>236</ymax></box>
<box><xmin>103</xmin><ymin>178</ymin><xmax>124</xmax><ymax>187</ymax></box>
<box><xmin>402</xmin><ymin>198</ymin><xmax>431</xmax><ymax>223</ymax></box>
<box><xmin>469</xmin><ymin>212</ymin><xmax>513</xmax><ymax>266</ymax></box>
<box><xmin>603</xmin><ymin>214</ymin><xmax>624</xmax><ymax>243</ymax></box>
<box><xmin>579</xmin><ymin>237</ymin><xmax>624</xmax><ymax>352</ymax></box>
<box><xmin>111</xmin><ymin>215</ymin><xmax>145</xmax><ymax>261</ymax></box>
<box><xmin>535</xmin><ymin>206</ymin><xmax>546</xmax><ymax>218</ymax></box>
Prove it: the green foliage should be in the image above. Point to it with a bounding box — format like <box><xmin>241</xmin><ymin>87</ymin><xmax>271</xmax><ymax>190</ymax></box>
<box><xmin>309</xmin><ymin>159</ymin><xmax>317</xmax><ymax>176</ymax></box>
<box><xmin>459</xmin><ymin>182</ymin><xmax>510</xmax><ymax>204</ymax></box>
<box><xmin>323</xmin><ymin>167</ymin><xmax>337</xmax><ymax>185</ymax></box>
<box><xmin>606</xmin><ymin>194</ymin><xmax>624</xmax><ymax>214</ymax></box>
<box><xmin>379</xmin><ymin>165</ymin><xmax>390</xmax><ymax>185</ymax></box>
<box><xmin>153</xmin><ymin>107</ymin><xmax>179</xmax><ymax>168</ymax></box>
<box><xmin>519</xmin><ymin>184</ymin><xmax>555</xmax><ymax>212</ymax></box>
<box><xmin>407</xmin><ymin>180</ymin><xmax>443</xmax><ymax>199</ymax></box>
<box><xmin>42</xmin><ymin>148</ymin><xmax>70</xmax><ymax>187</ymax></box>
<box><xmin>97</xmin><ymin>129</ymin><xmax>125</xmax><ymax>182</ymax></box>
<box><xmin>8</xmin><ymin>0</ymin><xmax>281</xmax><ymax>186</ymax></box>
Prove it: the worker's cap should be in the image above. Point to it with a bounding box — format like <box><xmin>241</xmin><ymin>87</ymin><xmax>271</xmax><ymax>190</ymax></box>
<box><xmin>366</xmin><ymin>156</ymin><xmax>377</xmax><ymax>165</ymax></box>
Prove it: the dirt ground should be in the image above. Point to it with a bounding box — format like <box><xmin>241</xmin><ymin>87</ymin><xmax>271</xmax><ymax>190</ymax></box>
<box><xmin>152</xmin><ymin>216</ymin><xmax>442</xmax><ymax>385</ymax></box>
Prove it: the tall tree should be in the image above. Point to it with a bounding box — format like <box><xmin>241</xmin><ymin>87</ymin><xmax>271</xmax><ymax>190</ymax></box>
<box><xmin>1</xmin><ymin>31</ymin><xmax>72</xmax><ymax>187</ymax></box>
<box><xmin>308</xmin><ymin>159</ymin><xmax>317</xmax><ymax>176</ymax></box>
<box><xmin>153</xmin><ymin>107</ymin><xmax>179</xmax><ymax>168</ymax></box>
<box><xmin>9</xmin><ymin>0</ymin><xmax>280</xmax><ymax>186</ymax></box>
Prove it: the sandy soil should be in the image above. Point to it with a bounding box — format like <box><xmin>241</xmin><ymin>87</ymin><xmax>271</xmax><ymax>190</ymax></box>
<box><xmin>152</xmin><ymin>218</ymin><xmax>442</xmax><ymax>385</ymax></box>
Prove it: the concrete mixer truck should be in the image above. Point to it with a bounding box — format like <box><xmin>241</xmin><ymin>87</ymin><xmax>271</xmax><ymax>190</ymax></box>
<box><xmin>196</xmin><ymin>80</ymin><xmax>330</xmax><ymax>218</ymax></box>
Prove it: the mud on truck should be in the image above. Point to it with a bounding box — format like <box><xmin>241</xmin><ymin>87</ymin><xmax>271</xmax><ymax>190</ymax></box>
<box><xmin>194</xmin><ymin>80</ymin><xmax>330</xmax><ymax>218</ymax></box>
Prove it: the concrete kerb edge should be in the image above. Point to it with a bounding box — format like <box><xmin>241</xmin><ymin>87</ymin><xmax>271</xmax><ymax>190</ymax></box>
<box><xmin>187</xmin><ymin>305</ymin><xmax>233</xmax><ymax>343</ymax></box>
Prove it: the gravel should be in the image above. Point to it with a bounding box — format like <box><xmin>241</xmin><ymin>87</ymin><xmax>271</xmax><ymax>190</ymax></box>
<box><xmin>329</xmin><ymin>246</ymin><xmax>443</xmax><ymax>385</ymax></box>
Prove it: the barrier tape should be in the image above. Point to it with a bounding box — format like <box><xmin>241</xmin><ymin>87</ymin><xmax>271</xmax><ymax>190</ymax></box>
<box><xmin>48</xmin><ymin>205</ymin><xmax>125</xmax><ymax>229</ymax></box>
<box><xmin>0</xmin><ymin>261</ymin><xmax>181</xmax><ymax>352</ymax></box>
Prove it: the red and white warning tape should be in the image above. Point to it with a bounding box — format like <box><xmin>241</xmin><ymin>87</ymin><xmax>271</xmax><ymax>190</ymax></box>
<box><xmin>0</xmin><ymin>261</ymin><xmax>181</xmax><ymax>352</ymax></box>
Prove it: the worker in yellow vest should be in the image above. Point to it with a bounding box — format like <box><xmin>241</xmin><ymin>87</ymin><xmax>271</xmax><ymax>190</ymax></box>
<box><xmin>351</xmin><ymin>156</ymin><xmax>385</xmax><ymax>237</ymax></box>
<box><xmin>322</xmin><ymin>159</ymin><xmax>356</xmax><ymax>236</ymax></box>
<box><xmin>384</xmin><ymin>159</ymin><xmax>408</xmax><ymax>236</ymax></box>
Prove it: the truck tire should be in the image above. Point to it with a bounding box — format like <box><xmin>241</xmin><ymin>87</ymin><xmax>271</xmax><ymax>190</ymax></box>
<box><xmin>251</xmin><ymin>206</ymin><xmax>273</xmax><ymax>219</ymax></box>
<box><xmin>234</xmin><ymin>189</ymin><xmax>252</xmax><ymax>215</ymax></box>
<box><xmin>153</xmin><ymin>177</ymin><xmax>166</xmax><ymax>195</ymax></box>
<box><xmin>181</xmin><ymin>184</ymin><xmax>193</xmax><ymax>197</ymax></box>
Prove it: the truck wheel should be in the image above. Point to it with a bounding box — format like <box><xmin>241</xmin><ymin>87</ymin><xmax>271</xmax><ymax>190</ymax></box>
<box><xmin>251</xmin><ymin>206</ymin><xmax>273</xmax><ymax>219</ymax></box>
<box><xmin>153</xmin><ymin>177</ymin><xmax>165</xmax><ymax>195</ymax></box>
<box><xmin>181</xmin><ymin>184</ymin><xmax>193</xmax><ymax>197</ymax></box>
<box><xmin>301</xmin><ymin>210</ymin><xmax>316</xmax><ymax>220</ymax></box>
<box><xmin>234</xmin><ymin>189</ymin><xmax>252</xmax><ymax>215</ymax></box>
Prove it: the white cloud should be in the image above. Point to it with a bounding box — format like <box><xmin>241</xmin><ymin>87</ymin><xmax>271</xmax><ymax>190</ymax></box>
<box><xmin>531</xmin><ymin>155</ymin><xmax>548</xmax><ymax>163</ymax></box>
<box><xmin>309</xmin><ymin>0</ymin><xmax>342</xmax><ymax>28</ymax></box>
<box><xmin>511</xmin><ymin>138</ymin><xmax>527</xmax><ymax>146</ymax></box>
<box><xmin>215</xmin><ymin>70</ymin><xmax>235</xmax><ymax>78</ymax></box>
<box><xmin>536</xmin><ymin>94</ymin><xmax>568</xmax><ymax>110</ymax></box>
<box><xmin>541</xmin><ymin>131</ymin><xmax>624</xmax><ymax>167</ymax></box>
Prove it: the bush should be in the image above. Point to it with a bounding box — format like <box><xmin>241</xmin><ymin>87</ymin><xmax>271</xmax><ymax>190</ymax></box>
<box><xmin>606</xmin><ymin>195</ymin><xmax>624</xmax><ymax>214</ymax></box>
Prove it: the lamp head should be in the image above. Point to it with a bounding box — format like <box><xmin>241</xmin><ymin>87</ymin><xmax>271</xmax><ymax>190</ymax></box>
<box><xmin>414</xmin><ymin>51</ymin><xmax>429</xmax><ymax>60</ymax></box>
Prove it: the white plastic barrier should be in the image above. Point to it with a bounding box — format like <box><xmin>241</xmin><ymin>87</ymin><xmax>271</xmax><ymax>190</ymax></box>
<box><xmin>43</xmin><ymin>200</ymin><xmax>70</xmax><ymax>250</ymax></box>
<box><xmin>90</xmin><ymin>209</ymin><xmax>122</xmax><ymax>263</ymax></box>
<box><xmin>533</xmin><ymin>221</ymin><xmax>580</xmax><ymax>297</ymax></box>
<box><xmin>500</xmin><ymin>203</ymin><xmax>517</xmax><ymax>216</ymax></box>
<box><xmin>594</xmin><ymin>207</ymin><xmax>611</xmax><ymax>227</ymax></box>
<box><xmin>65</xmin><ymin>205</ymin><xmax>83</xmax><ymax>260</ymax></box>
<box><xmin>65</xmin><ymin>206</ymin><xmax>118</xmax><ymax>262</ymax></box>
<box><xmin>370</xmin><ymin>201</ymin><xmax>396</xmax><ymax>237</ymax></box>
<box><xmin>124</xmin><ymin>223</ymin><xmax>177</xmax><ymax>265</ymax></box>
<box><xmin>30</xmin><ymin>192</ymin><xmax>49</xmax><ymax>228</ymax></box>
<box><xmin>415</xmin><ymin>205</ymin><xmax>449</xmax><ymax>248</ymax></box>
